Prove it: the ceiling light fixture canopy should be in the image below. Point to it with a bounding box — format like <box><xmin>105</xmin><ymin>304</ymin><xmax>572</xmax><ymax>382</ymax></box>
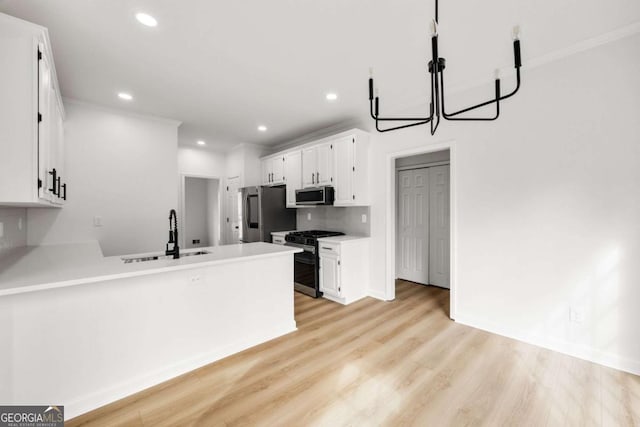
<box><xmin>258</xmin><ymin>125</ymin><xmax>268</xmax><ymax>132</ymax></box>
<box><xmin>368</xmin><ymin>0</ymin><xmax>523</xmax><ymax>135</ymax></box>
<box><xmin>117</xmin><ymin>92</ymin><xmax>133</xmax><ymax>101</ymax></box>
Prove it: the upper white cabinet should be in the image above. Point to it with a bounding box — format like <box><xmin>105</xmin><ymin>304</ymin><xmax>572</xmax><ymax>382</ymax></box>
<box><xmin>333</xmin><ymin>132</ymin><xmax>370</xmax><ymax>206</ymax></box>
<box><xmin>261</xmin><ymin>155</ymin><xmax>285</xmax><ymax>186</ymax></box>
<box><xmin>284</xmin><ymin>150</ymin><xmax>302</xmax><ymax>207</ymax></box>
<box><xmin>302</xmin><ymin>142</ymin><xmax>334</xmax><ymax>187</ymax></box>
<box><xmin>259</xmin><ymin>129</ymin><xmax>371</xmax><ymax>207</ymax></box>
<box><xmin>0</xmin><ymin>14</ymin><xmax>66</xmax><ymax>207</ymax></box>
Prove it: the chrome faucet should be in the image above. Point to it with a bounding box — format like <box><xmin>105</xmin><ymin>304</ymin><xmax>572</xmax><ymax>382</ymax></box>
<box><xmin>165</xmin><ymin>209</ymin><xmax>180</xmax><ymax>259</ymax></box>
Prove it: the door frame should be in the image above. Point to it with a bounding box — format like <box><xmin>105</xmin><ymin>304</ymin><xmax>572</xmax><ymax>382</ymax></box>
<box><xmin>180</xmin><ymin>173</ymin><xmax>222</xmax><ymax>249</ymax></box>
<box><xmin>385</xmin><ymin>140</ymin><xmax>457</xmax><ymax>320</ymax></box>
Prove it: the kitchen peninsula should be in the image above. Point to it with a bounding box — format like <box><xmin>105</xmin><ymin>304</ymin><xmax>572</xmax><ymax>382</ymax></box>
<box><xmin>0</xmin><ymin>241</ymin><xmax>301</xmax><ymax>419</ymax></box>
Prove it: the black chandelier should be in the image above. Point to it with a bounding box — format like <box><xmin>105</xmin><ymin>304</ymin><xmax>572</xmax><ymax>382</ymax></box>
<box><xmin>368</xmin><ymin>0</ymin><xmax>523</xmax><ymax>134</ymax></box>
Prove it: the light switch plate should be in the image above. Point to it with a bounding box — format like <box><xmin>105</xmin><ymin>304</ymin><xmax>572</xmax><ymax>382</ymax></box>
<box><xmin>0</xmin><ymin>222</ymin><xmax>4</xmax><ymax>238</ymax></box>
<box><xmin>361</xmin><ymin>214</ymin><xmax>367</xmax><ymax>223</ymax></box>
<box><xmin>18</xmin><ymin>217</ymin><xmax>23</xmax><ymax>231</ymax></box>
<box><xmin>307</xmin><ymin>213</ymin><xmax>311</xmax><ymax>221</ymax></box>
<box><xmin>93</xmin><ymin>216</ymin><xmax>103</xmax><ymax>227</ymax></box>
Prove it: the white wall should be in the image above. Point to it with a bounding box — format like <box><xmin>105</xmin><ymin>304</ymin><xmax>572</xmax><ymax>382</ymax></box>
<box><xmin>184</xmin><ymin>177</ymin><xmax>209</xmax><ymax>248</ymax></box>
<box><xmin>27</xmin><ymin>101</ymin><xmax>179</xmax><ymax>256</ymax></box>
<box><xmin>367</xmin><ymin>34</ymin><xmax>640</xmax><ymax>374</ymax></box>
<box><xmin>178</xmin><ymin>147</ymin><xmax>226</xmax><ymax>177</ymax></box>
<box><xmin>207</xmin><ymin>179</ymin><xmax>220</xmax><ymax>246</ymax></box>
<box><xmin>0</xmin><ymin>208</ymin><xmax>27</xmax><ymax>256</ymax></box>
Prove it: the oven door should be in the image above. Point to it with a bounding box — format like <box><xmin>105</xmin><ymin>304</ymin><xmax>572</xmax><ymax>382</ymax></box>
<box><xmin>293</xmin><ymin>250</ymin><xmax>318</xmax><ymax>297</ymax></box>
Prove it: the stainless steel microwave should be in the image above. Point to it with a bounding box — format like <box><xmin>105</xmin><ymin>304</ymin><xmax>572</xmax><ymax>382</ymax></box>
<box><xmin>295</xmin><ymin>186</ymin><xmax>335</xmax><ymax>205</ymax></box>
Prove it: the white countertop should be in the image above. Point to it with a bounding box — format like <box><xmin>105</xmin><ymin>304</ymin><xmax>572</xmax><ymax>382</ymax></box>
<box><xmin>271</xmin><ymin>230</ymin><xmax>296</xmax><ymax>236</ymax></box>
<box><xmin>317</xmin><ymin>235</ymin><xmax>370</xmax><ymax>243</ymax></box>
<box><xmin>0</xmin><ymin>241</ymin><xmax>301</xmax><ymax>297</ymax></box>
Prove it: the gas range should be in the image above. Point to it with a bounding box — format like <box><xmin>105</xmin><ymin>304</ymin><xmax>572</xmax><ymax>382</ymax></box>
<box><xmin>285</xmin><ymin>230</ymin><xmax>344</xmax><ymax>249</ymax></box>
<box><xmin>285</xmin><ymin>230</ymin><xmax>344</xmax><ymax>297</ymax></box>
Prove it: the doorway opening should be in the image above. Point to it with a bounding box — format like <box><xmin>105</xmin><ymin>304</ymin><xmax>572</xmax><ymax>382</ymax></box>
<box><xmin>395</xmin><ymin>149</ymin><xmax>450</xmax><ymax>314</ymax></box>
<box><xmin>386</xmin><ymin>141</ymin><xmax>456</xmax><ymax>319</ymax></box>
<box><xmin>181</xmin><ymin>175</ymin><xmax>221</xmax><ymax>249</ymax></box>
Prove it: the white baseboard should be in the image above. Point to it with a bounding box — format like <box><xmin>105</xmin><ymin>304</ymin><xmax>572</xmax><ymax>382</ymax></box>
<box><xmin>65</xmin><ymin>322</ymin><xmax>297</xmax><ymax>420</ymax></box>
<box><xmin>455</xmin><ymin>314</ymin><xmax>640</xmax><ymax>376</ymax></box>
<box><xmin>368</xmin><ymin>289</ymin><xmax>388</xmax><ymax>301</ymax></box>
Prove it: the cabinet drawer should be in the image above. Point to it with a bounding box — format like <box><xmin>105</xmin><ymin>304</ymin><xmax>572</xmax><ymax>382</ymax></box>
<box><xmin>318</xmin><ymin>242</ymin><xmax>340</xmax><ymax>255</ymax></box>
<box><xmin>272</xmin><ymin>236</ymin><xmax>286</xmax><ymax>245</ymax></box>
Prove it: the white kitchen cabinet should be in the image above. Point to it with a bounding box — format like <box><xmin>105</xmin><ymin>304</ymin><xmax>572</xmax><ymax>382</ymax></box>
<box><xmin>319</xmin><ymin>252</ymin><xmax>341</xmax><ymax>297</ymax></box>
<box><xmin>0</xmin><ymin>15</ymin><xmax>65</xmax><ymax>207</ymax></box>
<box><xmin>333</xmin><ymin>132</ymin><xmax>370</xmax><ymax>206</ymax></box>
<box><xmin>261</xmin><ymin>155</ymin><xmax>285</xmax><ymax>186</ymax></box>
<box><xmin>271</xmin><ymin>231</ymin><xmax>289</xmax><ymax>245</ymax></box>
<box><xmin>318</xmin><ymin>237</ymin><xmax>370</xmax><ymax>305</ymax></box>
<box><xmin>284</xmin><ymin>150</ymin><xmax>302</xmax><ymax>207</ymax></box>
<box><xmin>302</xmin><ymin>142</ymin><xmax>334</xmax><ymax>188</ymax></box>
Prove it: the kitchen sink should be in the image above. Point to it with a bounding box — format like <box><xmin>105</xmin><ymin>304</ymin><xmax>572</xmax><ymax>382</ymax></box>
<box><xmin>122</xmin><ymin>250</ymin><xmax>211</xmax><ymax>264</ymax></box>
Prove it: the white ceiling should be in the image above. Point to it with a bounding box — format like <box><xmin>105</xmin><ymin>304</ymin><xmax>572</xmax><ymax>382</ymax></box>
<box><xmin>1</xmin><ymin>0</ymin><xmax>638</xmax><ymax>151</ymax></box>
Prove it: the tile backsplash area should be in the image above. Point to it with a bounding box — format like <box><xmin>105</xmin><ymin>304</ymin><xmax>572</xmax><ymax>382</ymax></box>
<box><xmin>0</xmin><ymin>208</ymin><xmax>27</xmax><ymax>256</ymax></box>
<box><xmin>296</xmin><ymin>206</ymin><xmax>370</xmax><ymax>236</ymax></box>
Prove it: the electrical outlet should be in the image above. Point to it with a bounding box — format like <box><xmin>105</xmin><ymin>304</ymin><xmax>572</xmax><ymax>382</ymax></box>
<box><xmin>190</xmin><ymin>275</ymin><xmax>202</xmax><ymax>284</ymax></box>
<box><xmin>361</xmin><ymin>214</ymin><xmax>367</xmax><ymax>223</ymax></box>
<box><xmin>307</xmin><ymin>213</ymin><xmax>312</xmax><ymax>221</ymax></box>
<box><xmin>93</xmin><ymin>216</ymin><xmax>103</xmax><ymax>227</ymax></box>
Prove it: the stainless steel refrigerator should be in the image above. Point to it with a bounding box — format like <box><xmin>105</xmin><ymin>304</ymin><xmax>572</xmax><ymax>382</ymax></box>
<box><xmin>240</xmin><ymin>186</ymin><xmax>296</xmax><ymax>243</ymax></box>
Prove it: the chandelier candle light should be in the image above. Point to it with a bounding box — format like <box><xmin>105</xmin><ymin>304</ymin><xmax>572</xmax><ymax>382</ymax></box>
<box><xmin>368</xmin><ymin>0</ymin><xmax>523</xmax><ymax>134</ymax></box>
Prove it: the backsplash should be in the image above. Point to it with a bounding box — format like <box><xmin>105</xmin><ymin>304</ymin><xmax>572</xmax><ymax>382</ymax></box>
<box><xmin>0</xmin><ymin>208</ymin><xmax>27</xmax><ymax>256</ymax></box>
<box><xmin>296</xmin><ymin>206</ymin><xmax>370</xmax><ymax>236</ymax></box>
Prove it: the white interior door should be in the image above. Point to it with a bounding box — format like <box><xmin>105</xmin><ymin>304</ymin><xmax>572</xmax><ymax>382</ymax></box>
<box><xmin>429</xmin><ymin>165</ymin><xmax>450</xmax><ymax>288</ymax></box>
<box><xmin>396</xmin><ymin>169</ymin><xmax>429</xmax><ymax>284</ymax></box>
<box><xmin>225</xmin><ymin>176</ymin><xmax>240</xmax><ymax>244</ymax></box>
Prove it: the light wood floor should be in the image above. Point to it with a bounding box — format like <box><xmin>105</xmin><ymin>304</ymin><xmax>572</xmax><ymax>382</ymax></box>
<box><xmin>68</xmin><ymin>280</ymin><xmax>639</xmax><ymax>427</ymax></box>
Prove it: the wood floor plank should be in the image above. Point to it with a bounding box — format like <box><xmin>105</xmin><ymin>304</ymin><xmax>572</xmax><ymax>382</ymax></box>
<box><xmin>67</xmin><ymin>280</ymin><xmax>640</xmax><ymax>427</ymax></box>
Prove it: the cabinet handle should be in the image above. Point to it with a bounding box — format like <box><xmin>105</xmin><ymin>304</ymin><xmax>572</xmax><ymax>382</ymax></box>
<box><xmin>61</xmin><ymin>183</ymin><xmax>67</xmax><ymax>200</ymax></box>
<box><xmin>48</xmin><ymin>168</ymin><xmax>57</xmax><ymax>195</ymax></box>
<box><xmin>312</xmin><ymin>173</ymin><xmax>315</xmax><ymax>184</ymax></box>
<box><xmin>56</xmin><ymin>176</ymin><xmax>61</xmax><ymax>198</ymax></box>
<box><xmin>321</xmin><ymin>246</ymin><xmax>333</xmax><ymax>251</ymax></box>
<box><xmin>316</xmin><ymin>172</ymin><xmax>319</xmax><ymax>183</ymax></box>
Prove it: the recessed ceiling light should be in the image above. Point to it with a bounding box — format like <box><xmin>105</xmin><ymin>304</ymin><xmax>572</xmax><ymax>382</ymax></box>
<box><xmin>326</xmin><ymin>93</ymin><xmax>338</xmax><ymax>101</ymax></box>
<box><xmin>258</xmin><ymin>125</ymin><xmax>267</xmax><ymax>132</ymax></box>
<box><xmin>197</xmin><ymin>140</ymin><xmax>206</xmax><ymax>146</ymax></box>
<box><xmin>118</xmin><ymin>92</ymin><xmax>133</xmax><ymax>101</ymax></box>
<box><xmin>135</xmin><ymin>12</ymin><xmax>158</xmax><ymax>27</ymax></box>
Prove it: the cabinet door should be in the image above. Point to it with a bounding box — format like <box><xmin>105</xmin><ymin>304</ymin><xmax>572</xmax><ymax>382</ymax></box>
<box><xmin>284</xmin><ymin>150</ymin><xmax>302</xmax><ymax>207</ymax></box>
<box><xmin>302</xmin><ymin>147</ymin><xmax>317</xmax><ymax>187</ymax></box>
<box><xmin>316</xmin><ymin>142</ymin><xmax>334</xmax><ymax>185</ymax></box>
<box><xmin>38</xmin><ymin>45</ymin><xmax>53</xmax><ymax>202</ymax></box>
<box><xmin>319</xmin><ymin>253</ymin><xmax>341</xmax><ymax>297</ymax></box>
<box><xmin>261</xmin><ymin>158</ymin><xmax>272</xmax><ymax>185</ymax></box>
<box><xmin>271</xmin><ymin>155</ymin><xmax>285</xmax><ymax>184</ymax></box>
<box><xmin>48</xmin><ymin>93</ymin><xmax>65</xmax><ymax>204</ymax></box>
<box><xmin>333</xmin><ymin>136</ymin><xmax>354</xmax><ymax>205</ymax></box>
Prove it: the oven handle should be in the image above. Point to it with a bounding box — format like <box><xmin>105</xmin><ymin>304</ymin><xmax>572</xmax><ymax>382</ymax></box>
<box><xmin>294</xmin><ymin>254</ymin><xmax>316</xmax><ymax>265</ymax></box>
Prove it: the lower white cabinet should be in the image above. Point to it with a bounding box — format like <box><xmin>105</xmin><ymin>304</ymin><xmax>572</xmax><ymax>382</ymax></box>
<box><xmin>318</xmin><ymin>237</ymin><xmax>370</xmax><ymax>305</ymax></box>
